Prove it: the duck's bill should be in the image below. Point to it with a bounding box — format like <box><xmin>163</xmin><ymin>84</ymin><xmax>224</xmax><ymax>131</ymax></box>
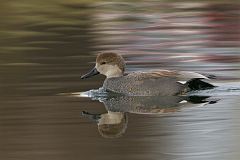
<box><xmin>81</xmin><ymin>67</ymin><xmax>100</xmax><ymax>79</ymax></box>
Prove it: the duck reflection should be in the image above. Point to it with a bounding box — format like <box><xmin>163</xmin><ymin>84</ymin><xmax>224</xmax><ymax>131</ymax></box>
<box><xmin>82</xmin><ymin>95</ymin><xmax>217</xmax><ymax>138</ymax></box>
<box><xmin>82</xmin><ymin>110</ymin><xmax>127</xmax><ymax>138</ymax></box>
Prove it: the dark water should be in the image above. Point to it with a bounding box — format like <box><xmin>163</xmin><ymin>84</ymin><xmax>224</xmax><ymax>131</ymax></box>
<box><xmin>0</xmin><ymin>1</ymin><xmax>240</xmax><ymax>160</ymax></box>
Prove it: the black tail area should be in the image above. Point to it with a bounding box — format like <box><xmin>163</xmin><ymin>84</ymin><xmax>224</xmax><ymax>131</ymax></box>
<box><xmin>186</xmin><ymin>96</ymin><xmax>210</xmax><ymax>103</ymax></box>
<box><xmin>186</xmin><ymin>96</ymin><xmax>219</xmax><ymax>104</ymax></box>
<box><xmin>186</xmin><ymin>78</ymin><xmax>215</xmax><ymax>90</ymax></box>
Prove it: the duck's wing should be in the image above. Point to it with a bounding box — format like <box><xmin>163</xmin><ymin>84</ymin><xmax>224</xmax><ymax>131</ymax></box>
<box><xmin>175</xmin><ymin>71</ymin><xmax>209</xmax><ymax>84</ymax></box>
<box><xmin>140</xmin><ymin>70</ymin><xmax>214</xmax><ymax>90</ymax></box>
<box><xmin>136</xmin><ymin>70</ymin><xmax>208</xmax><ymax>81</ymax></box>
<box><xmin>175</xmin><ymin>71</ymin><xmax>216</xmax><ymax>89</ymax></box>
<box><xmin>132</xmin><ymin>70</ymin><xmax>179</xmax><ymax>79</ymax></box>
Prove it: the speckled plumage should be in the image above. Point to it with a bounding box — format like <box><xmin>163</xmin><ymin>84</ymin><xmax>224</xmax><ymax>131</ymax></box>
<box><xmin>103</xmin><ymin>71</ymin><xmax>188</xmax><ymax>96</ymax></box>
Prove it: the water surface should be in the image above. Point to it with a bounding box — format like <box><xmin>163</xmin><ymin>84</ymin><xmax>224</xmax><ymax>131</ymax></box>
<box><xmin>0</xmin><ymin>1</ymin><xmax>240</xmax><ymax>160</ymax></box>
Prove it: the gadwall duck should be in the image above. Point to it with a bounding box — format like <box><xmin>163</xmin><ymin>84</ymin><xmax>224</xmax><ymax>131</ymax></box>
<box><xmin>81</xmin><ymin>52</ymin><xmax>215</xmax><ymax>96</ymax></box>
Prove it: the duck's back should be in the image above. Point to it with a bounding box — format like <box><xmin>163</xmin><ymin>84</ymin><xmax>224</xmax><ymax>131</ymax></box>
<box><xmin>103</xmin><ymin>71</ymin><xmax>187</xmax><ymax>96</ymax></box>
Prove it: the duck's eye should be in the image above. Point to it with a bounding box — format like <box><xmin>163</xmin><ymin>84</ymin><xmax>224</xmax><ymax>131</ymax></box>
<box><xmin>100</xmin><ymin>62</ymin><xmax>106</xmax><ymax>65</ymax></box>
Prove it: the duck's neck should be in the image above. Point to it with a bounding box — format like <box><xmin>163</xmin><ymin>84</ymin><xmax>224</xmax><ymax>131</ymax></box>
<box><xmin>106</xmin><ymin>68</ymin><xmax>123</xmax><ymax>78</ymax></box>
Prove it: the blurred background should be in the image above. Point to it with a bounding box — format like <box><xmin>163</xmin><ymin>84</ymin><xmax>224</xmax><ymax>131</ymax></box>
<box><xmin>0</xmin><ymin>0</ymin><xmax>240</xmax><ymax>160</ymax></box>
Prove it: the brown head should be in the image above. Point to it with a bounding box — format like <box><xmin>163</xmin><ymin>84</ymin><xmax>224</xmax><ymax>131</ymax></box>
<box><xmin>81</xmin><ymin>52</ymin><xmax>126</xmax><ymax>79</ymax></box>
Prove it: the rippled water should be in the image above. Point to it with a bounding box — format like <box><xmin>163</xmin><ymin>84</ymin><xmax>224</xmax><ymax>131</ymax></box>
<box><xmin>0</xmin><ymin>1</ymin><xmax>240</xmax><ymax>160</ymax></box>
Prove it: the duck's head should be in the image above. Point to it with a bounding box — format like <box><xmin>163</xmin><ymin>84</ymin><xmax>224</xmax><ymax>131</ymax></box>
<box><xmin>81</xmin><ymin>52</ymin><xmax>126</xmax><ymax>79</ymax></box>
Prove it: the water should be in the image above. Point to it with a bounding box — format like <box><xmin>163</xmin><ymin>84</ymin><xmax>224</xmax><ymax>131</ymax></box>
<box><xmin>0</xmin><ymin>1</ymin><xmax>240</xmax><ymax>160</ymax></box>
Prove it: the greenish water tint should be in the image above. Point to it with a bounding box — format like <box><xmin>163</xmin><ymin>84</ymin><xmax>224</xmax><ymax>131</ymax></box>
<box><xmin>0</xmin><ymin>1</ymin><xmax>240</xmax><ymax>160</ymax></box>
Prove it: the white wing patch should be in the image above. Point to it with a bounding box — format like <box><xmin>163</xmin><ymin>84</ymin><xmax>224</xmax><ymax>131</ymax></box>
<box><xmin>177</xmin><ymin>81</ymin><xmax>187</xmax><ymax>84</ymax></box>
<box><xmin>179</xmin><ymin>100</ymin><xmax>188</xmax><ymax>104</ymax></box>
